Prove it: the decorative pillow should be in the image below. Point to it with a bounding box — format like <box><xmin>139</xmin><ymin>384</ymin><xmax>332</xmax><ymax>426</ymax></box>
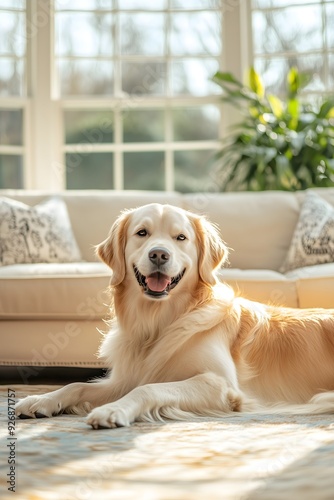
<box><xmin>280</xmin><ymin>191</ymin><xmax>334</xmax><ymax>273</ymax></box>
<box><xmin>0</xmin><ymin>196</ymin><xmax>82</xmax><ymax>266</ymax></box>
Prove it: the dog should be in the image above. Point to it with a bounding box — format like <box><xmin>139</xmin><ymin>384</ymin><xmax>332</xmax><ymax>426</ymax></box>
<box><xmin>16</xmin><ymin>203</ymin><xmax>334</xmax><ymax>428</ymax></box>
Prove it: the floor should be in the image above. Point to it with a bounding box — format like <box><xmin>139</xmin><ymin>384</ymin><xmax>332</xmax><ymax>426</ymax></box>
<box><xmin>1</xmin><ymin>384</ymin><xmax>334</xmax><ymax>500</ymax></box>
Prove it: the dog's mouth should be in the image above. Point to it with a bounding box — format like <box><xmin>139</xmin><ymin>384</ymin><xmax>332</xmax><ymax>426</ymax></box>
<box><xmin>133</xmin><ymin>265</ymin><xmax>186</xmax><ymax>298</ymax></box>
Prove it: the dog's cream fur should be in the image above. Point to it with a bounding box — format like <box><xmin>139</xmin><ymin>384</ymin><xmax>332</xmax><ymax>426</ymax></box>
<box><xmin>16</xmin><ymin>203</ymin><xmax>334</xmax><ymax>428</ymax></box>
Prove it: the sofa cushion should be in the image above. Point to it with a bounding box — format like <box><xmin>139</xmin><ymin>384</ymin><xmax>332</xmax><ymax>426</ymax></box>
<box><xmin>183</xmin><ymin>191</ymin><xmax>300</xmax><ymax>271</ymax></box>
<box><xmin>0</xmin><ymin>196</ymin><xmax>82</xmax><ymax>266</ymax></box>
<box><xmin>285</xmin><ymin>263</ymin><xmax>334</xmax><ymax>308</ymax></box>
<box><xmin>218</xmin><ymin>269</ymin><xmax>298</xmax><ymax>307</ymax></box>
<box><xmin>0</xmin><ymin>262</ymin><xmax>300</xmax><ymax>319</ymax></box>
<box><xmin>0</xmin><ymin>262</ymin><xmax>111</xmax><ymax>320</ymax></box>
<box><xmin>280</xmin><ymin>192</ymin><xmax>334</xmax><ymax>273</ymax></box>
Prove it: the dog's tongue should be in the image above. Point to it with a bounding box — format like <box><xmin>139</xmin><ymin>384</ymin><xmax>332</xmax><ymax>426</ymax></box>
<box><xmin>146</xmin><ymin>272</ymin><xmax>171</xmax><ymax>292</ymax></box>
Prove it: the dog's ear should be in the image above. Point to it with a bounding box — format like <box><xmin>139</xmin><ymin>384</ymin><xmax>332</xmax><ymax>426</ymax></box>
<box><xmin>191</xmin><ymin>215</ymin><xmax>228</xmax><ymax>286</ymax></box>
<box><xmin>96</xmin><ymin>210</ymin><xmax>131</xmax><ymax>286</ymax></box>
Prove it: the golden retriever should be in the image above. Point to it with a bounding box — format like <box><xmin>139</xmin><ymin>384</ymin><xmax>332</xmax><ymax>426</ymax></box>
<box><xmin>16</xmin><ymin>203</ymin><xmax>334</xmax><ymax>428</ymax></box>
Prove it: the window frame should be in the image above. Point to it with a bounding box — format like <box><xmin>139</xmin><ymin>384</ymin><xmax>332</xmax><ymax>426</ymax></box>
<box><xmin>250</xmin><ymin>0</ymin><xmax>334</xmax><ymax>98</ymax></box>
<box><xmin>1</xmin><ymin>0</ymin><xmax>251</xmax><ymax>191</ymax></box>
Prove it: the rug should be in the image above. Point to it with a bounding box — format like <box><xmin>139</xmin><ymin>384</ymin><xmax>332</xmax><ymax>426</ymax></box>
<box><xmin>1</xmin><ymin>384</ymin><xmax>333</xmax><ymax>500</ymax></box>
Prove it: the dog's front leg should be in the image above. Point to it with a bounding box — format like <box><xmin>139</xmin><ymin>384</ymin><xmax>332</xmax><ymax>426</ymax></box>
<box><xmin>15</xmin><ymin>378</ymin><xmax>119</xmax><ymax>419</ymax></box>
<box><xmin>87</xmin><ymin>372</ymin><xmax>243</xmax><ymax>429</ymax></box>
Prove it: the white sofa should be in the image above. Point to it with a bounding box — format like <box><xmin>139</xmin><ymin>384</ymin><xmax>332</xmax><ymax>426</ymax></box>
<box><xmin>1</xmin><ymin>188</ymin><xmax>334</xmax><ymax>371</ymax></box>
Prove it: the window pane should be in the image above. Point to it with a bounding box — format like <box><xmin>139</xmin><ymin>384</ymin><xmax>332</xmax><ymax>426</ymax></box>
<box><xmin>327</xmin><ymin>4</ymin><xmax>334</xmax><ymax>48</ymax></box>
<box><xmin>173</xmin><ymin>106</ymin><xmax>219</xmax><ymax>141</ymax></box>
<box><xmin>329</xmin><ymin>55</ymin><xmax>334</xmax><ymax>87</ymax></box>
<box><xmin>123</xmin><ymin>110</ymin><xmax>164</xmax><ymax>142</ymax></box>
<box><xmin>0</xmin><ymin>59</ymin><xmax>24</xmax><ymax>96</ymax></box>
<box><xmin>0</xmin><ymin>155</ymin><xmax>23</xmax><ymax>188</ymax></box>
<box><xmin>120</xmin><ymin>13</ymin><xmax>165</xmax><ymax>55</ymax></box>
<box><xmin>0</xmin><ymin>109</ymin><xmax>23</xmax><ymax>145</ymax></box>
<box><xmin>124</xmin><ymin>152</ymin><xmax>164</xmax><ymax>190</ymax></box>
<box><xmin>55</xmin><ymin>0</ymin><xmax>113</xmax><ymax>10</ymax></box>
<box><xmin>65</xmin><ymin>110</ymin><xmax>113</xmax><ymax>144</ymax></box>
<box><xmin>174</xmin><ymin>150</ymin><xmax>215</xmax><ymax>193</ymax></box>
<box><xmin>255</xmin><ymin>55</ymin><xmax>326</xmax><ymax>94</ymax></box>
<box><xmin>171</xmin><ymin>0</ymin><xmax>220</xmax><ymax>8</ymax></box>
<box><xmin>254</xmin><ymin>59</ymin><xmax>289</xmax><ymax>94</ymax></box>
<box><xmin>298</xmin><ymin>55</ymin><xmax>326</xmax><ymax>91</ymax></box>
<box><xmin>122</xmin><ymin>62</ymin><xmax>165</xmax><ymax>96</ymax></box>
<box><xmin>252</xmin><ymin>0</ymin><xmax>316</xmax><ymax>7</ymax></box>
<box><xmin>172</xmin><ymin>59</ymin><xmax>219</xmax><ymax>96</ymax></box>
<box><xmin>0</xmin><ymin>0</ymin><xmax>24</xmax><ymax>8</ymax></box>
<box><xmin>0</xmin><ymin>12</ymin><xmax>25</xmax><ymax>57</ymax></box>
<box><xmin>56</xmin><ymin>13</ymin><xmax>113</xmax><ymax>57</ymax></box>
<box><xmin>58</xmin><ymin>60</ymin><xmax>113</xmax><ymax>96</ymax></box>
<box><xmin>121</xmin><ymin>0</ymin><xmax>165</xmax><ymax>9</ymax></box>
<box><xmin>66</xmin><ymin>152</ymin><xmax>113</xmax><ymax>189</ymax></box>
<box><xmin>253</xmin><ymin>6</ymin><xmax>323</xmax><ymax>55</ymax></box>
<box><xmin>171</xmin><ymin>12</ymin><xmax>221</xmax><ymax>56</ymax></box>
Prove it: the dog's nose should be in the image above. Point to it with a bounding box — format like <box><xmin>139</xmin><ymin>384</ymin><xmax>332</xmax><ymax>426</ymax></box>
<box><xmin>149</xmin><ymin>247</ymin><xmax>170</xmax><ymax>267</ymax></box>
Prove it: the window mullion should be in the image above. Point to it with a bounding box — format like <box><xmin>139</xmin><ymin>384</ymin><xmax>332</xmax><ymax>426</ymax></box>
<box><xmin>114</xmin><ymin>107</ymin><xmax>123</xmax><ymax>189</ymax></box>
<box><xmin>165</xmin><ymin>106</ymin><xmax>174</xmax><ymax>191</ymax></box>
<box><xmin>29</xmin><ymin>0</ymin><xmax>63</xmax><ymax>190</ymax></box>
<box><xmin>321</xmin><ymin>0</ymin><xmax>329</xmax><ymax>89</ymax></box>
<box><xmin>221</xmin><ymin>0</ymin><xmax>246</xmax><ymax>135</ymax></box>
<box><xmin>165</xmin><ymin>0</ymin><xmax>173</xmax><ymax>191</ymax></box>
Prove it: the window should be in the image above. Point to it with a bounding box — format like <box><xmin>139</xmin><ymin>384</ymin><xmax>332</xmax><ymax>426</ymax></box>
<box><xmin>251</xmin><ymin>0</ymin><xmax>334</xmax><ymax>96</ymax></box>
<box><xmin>1</xmin><ymin>1</ymin><xmax>332</xmax><ymax>190</ymax></box>
<box><xmin>54</xmin><ymin>0</ymin><xmax>224</xmax><ymax>191</ymax></box>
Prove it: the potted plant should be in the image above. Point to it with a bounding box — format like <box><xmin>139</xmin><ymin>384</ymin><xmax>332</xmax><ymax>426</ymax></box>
<box><xmin>212</xmin><ymin>67</ymin><xmax>334</xmax><ymax>191</ymax></box>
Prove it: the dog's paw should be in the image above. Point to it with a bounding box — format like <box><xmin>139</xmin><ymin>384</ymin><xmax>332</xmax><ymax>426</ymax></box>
<box><xmin>15</xmin><ymin>395</ymin><xmax>61</xmax><ymax>419</ymax></box>
<box><xmin>86</xmin><ymin>404</ymin><xmax>134</xmax><ymax>429</ymax></box>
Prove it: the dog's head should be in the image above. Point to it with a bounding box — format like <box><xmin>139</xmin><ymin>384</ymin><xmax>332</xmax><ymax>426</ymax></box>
<box><xmin>97</xmin><ymin>203</ymin><xmax>228</xmax><ymax>300</ymax></box>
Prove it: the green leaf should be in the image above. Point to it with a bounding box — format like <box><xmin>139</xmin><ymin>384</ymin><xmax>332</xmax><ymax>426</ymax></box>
<box><xmin>327</xmin><ymin>107</ymin><xmax>334</xmax><ymax>119</ymax></box>
<box><xmin>213</xmin><ymin>65</ymin><xmax>334</xmax><ymax>191</ymax></box>
<box><xmin>247</xmin><ymin>67</ymin><xmax>265</xmax><ymax>98</ymax></box>
<box><xmin>287</xmin><ymin>67</ymin><xmax>300</xmax><ymax>96</ymax></box>
<box><xmin>263</xmin><ymin>147</ymin><xmax>277</xmax><ymax>163</ymax></box>
<box><xmin>288</xmin><ymin>98</ymin><xmax>299</xmax><ymax>119</ymax></box>
<box><xmin>213</xmin><ymin>71</ymin><xmax>243</xmax><ymax>87</ymax></box>
<box><xmin>276</xmin><ymin>155</ymin><xmax>297</xmax><ymax>190</ymax></box>
<box><xmin>268</xmin><ymin>94</ymin><xmax>284</xmax><ymax>118</ymax></box>
<box><xmin>318</xmin><ymin>99</ymin><xmax>334</xmax><ymax>119</ymax></box>
<box><xmin>249</xmin><ymin>106</ymin><xmax>260</xmax><ymax>118</ymax></box>
<box><xmin>287</xmin><ymin>98</ymin><xmax>300</xmax><ymax>130</ymax></box>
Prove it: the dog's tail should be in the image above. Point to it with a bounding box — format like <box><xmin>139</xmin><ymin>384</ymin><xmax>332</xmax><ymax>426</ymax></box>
<box><xmin>241</xmin><ymin>391</ymin><xmax>334</xmax><ymax>415</ymax></box>
<box><xmin>294</xmin><ymin>391</ymin><xmax>334</xmax><ymax>414</ymax></box>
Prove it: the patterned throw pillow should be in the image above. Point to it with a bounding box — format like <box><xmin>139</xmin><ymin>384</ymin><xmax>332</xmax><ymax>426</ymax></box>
<box><xmin>280</xmin><ymin>191</ymin><xmax>334</xmax><ymax>273</ymax></box>
<box><xmin>0</xmin><ymin>197</ymin><xmax>82</xmax><ymax>266</ymax></box>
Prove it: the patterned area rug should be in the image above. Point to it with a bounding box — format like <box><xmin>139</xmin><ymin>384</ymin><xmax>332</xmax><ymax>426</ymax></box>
<box><xmin>1</xmin><ymin>384</ymin><xmax>334</xmax><ymax>500</ymax></box>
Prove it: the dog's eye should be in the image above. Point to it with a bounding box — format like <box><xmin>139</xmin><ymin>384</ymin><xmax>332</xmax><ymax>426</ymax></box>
<box><xmin>177</xmin><ymin>234</ymin><xmax>186</xmax><ymax>241</ymax></box>
<box><xmin>136</xmin><ymin>229</ymin><xmax>148</xmax><ymax>237</ymax></box>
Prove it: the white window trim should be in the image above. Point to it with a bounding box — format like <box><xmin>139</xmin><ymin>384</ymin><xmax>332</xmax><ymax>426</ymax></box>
<box><xmin>221</xmin><ymin>0</ymin><xmax>253</xmax><ymax>131</ymax></box>
<box><xmin>27</xmin><ymin>0</ymin><xmax>63</xmax><ymax>190</ymax></box>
